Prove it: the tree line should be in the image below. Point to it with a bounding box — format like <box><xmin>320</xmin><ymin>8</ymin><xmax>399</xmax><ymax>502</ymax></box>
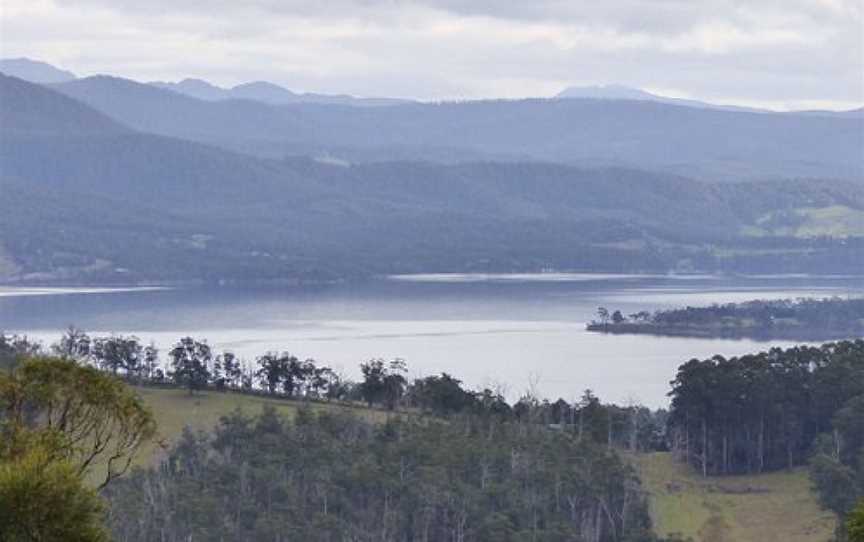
<box><xmin>666</xmin><ymin>339</ymin><xmax>864</xmax><ymax>540</ymax></box>
<box><xmin>588</xmin><ymin>297</ymin><xmax>864</xmax><ymax>341</ymax></box>
<box><xmin>1</xmin><ymin>328</ymin><xmax>667</xmax><ymax>450</ymax></box>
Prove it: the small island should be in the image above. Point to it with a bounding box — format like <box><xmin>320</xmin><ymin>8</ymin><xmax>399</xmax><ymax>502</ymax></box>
<box><xmin>587</xmin><ymin>296</ymin><xmax>864</xmax><ymax>341</ymax></box>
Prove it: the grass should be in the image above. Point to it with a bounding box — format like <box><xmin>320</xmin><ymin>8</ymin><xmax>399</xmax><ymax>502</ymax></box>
<box><xmin>632</xmin><ymin>452</ymin><xmax>836</xmax><ymax>542</ymax></box>
<box><xmin>135</xmin><ymin>386</ymin><xmax>392</xmax><ymax>457</ymax></box>
<box><xmin>744</xmin><ymin>205</ymin><xmax>864</xmax><ymax>239</ymax></box>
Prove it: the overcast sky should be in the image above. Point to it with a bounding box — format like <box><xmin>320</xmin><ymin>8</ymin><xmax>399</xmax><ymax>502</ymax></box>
<box><xmin>2</xmin><ymin>0</ymin><xmax>862</xmax><ymax>110</ymax></box>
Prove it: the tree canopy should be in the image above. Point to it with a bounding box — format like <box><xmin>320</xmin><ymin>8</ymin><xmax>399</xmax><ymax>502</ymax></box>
<box><xmin>0</xmin><ymin>356</ymin><xmax>157</xmax><ymax>541</ymax></box>
<box><xmin>104</xmin><ymin>406</ymin><xmax>659</xmax><ymax>542</ymax></box>
<box><xmin>0</xmin><ymin>356</ymin><xmax>157</xmax><ymax>489</ymax></box>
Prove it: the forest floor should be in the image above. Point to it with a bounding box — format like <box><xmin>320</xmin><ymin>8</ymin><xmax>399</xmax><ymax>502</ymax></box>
<box><xmin>632</xmin><ymin>452</ymin><xmax>836</xmax><ymax>542</ymax></box>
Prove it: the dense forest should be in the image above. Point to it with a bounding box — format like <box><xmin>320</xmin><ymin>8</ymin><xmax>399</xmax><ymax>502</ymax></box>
<box><xmin>666</xmin><ymin>340</ymin><xmax>864</xmax><ymax>538</ymax></box>
<box><xmin>104</xmin><ymin>408</ymin><xmax>659</xmax><ymax>542</ymax></box>
<box><xmin>587</xmin><ymin>297</ymin><xmax>864</xmax><ymax>341</ymax></box>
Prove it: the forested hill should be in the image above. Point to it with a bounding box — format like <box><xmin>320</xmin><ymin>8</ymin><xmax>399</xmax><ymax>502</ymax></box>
<box><xmin>0</xmin><ymin>73</ymin><xmax>126</xmax><ymax>136</ymax></box>
<box><xmin>105</xmin><ymin>409</ymin><xmax>657</xmax><ymax>542</ymax></box>
<box><xmin>2</xmin><ymin>74</ymin><xmax>864</xmax><ymax>283</ymax></box>
<box><xmin>51</xmin><ymin>74</ymin><xmax>863</xmax><ymax>181</ymax></box>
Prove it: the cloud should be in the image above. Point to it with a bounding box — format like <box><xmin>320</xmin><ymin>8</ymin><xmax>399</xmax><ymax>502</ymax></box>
<box><xmin>2</xmin><ymin>0</ymin><xmax>861</xmax><ymax>109</ymax></box>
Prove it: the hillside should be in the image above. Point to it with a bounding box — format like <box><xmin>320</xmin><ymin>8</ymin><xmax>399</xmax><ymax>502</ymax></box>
<box><xmin>50</xmin><ymin>75</ymin><xmax>863</xmax><ymax>181</ymax></box>
<box><xmin>0</xmin><ymin>57</ymin><xmax>76</xmax><ymax>83</ymax></box>
<box><xmin>3</xmin><ymin>74</ymin><xmax>863</xmax><ymax>282</ymax></box>
<box><xmin>130</xmin><ymin>387</ymin><xmax>834</xmax><ymax>542</ymax></box>
<box><xmin>634</xmin><ymin>453</ymin><xmax>835</xmax><ymax>542</ymax></box>
<box><xmin>50</xmin><ymin>75</ymin><xmax>315</xmax><ymax>156</ymax></box>
<box><xmin>0</xmin><ymin>73</ymin><xmax>126</xmax><ymax>136</ymax></box>
<box><xmin>131</xmin><ymin>387</ymin><xmax>391</xmax><ymax>465</ymax></box>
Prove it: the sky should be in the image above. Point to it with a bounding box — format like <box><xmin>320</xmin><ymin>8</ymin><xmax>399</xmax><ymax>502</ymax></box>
<box><xmin>1</xmin><ymin>0</ymin><xmax>862</xmax><ymax>111</ymax></box>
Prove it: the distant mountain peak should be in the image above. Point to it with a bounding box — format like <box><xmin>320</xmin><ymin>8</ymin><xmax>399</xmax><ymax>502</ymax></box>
<box><xmin>556</xmin><ymin>84</ymin><xmax>657</xmax><ymax>101</ymax></box>
<box><xmin>149</xmin><ymin>78</ymin><xmax>228</xmax><ymax>100</ymax></box>
<box><xmin>231</xmin><ymin>80</ymin><xmax>298</xmax><ymax>102</ymax></box>
<box><xmin>0</xmin><ymin>57</ymin><xmax>76</xmax><ymax>84</ymax></box>
<box><xmin>233</xmin><ymin>80</ymin><xmax>290</xmax><ymax>91</ymax></box>
<box><xmin>556</xmin><ymin>83</ymin><xmax>764</xmax><ymax>113</ymax></box>
<box><xmin>177</xmin><ymin>78</ymin><xmax>221</xmax><ymax>89</ymax></box>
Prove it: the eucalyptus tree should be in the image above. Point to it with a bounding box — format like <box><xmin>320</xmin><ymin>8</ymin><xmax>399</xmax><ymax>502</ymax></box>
<box><xmin>0</xmin><ymin>356</ymin><xmax>157</xmax><ymax>488</ymax></box>
<box><xmin>256</xmin><ymin>352</ymin><xmax>288</xmax><ymax>394</ymax></box>
<box><xmin>52</xmin><ymin>326</ymin><xmax>91</xmax><ymax>362</ymax></box>
<box><xmin>219</xmin><ymin>351</ymin><xmax>242</xmax><ymax>389</ymax></box>
<box><xmin>360</xmin><ymin>358</ymin><xmax>408</xmax><ymax>409</ymax></box>
<box><xmin>142</xmin><ymin>342</ymin><xmax>159</xmax><ymax>381</ymax></box>
<box><xmin>168</xmin><ymin>337</ymin><xmax>212</xmax><ymax>394</ymax></box>
<box><xmin>1</xmin><ymin>356</ymin><xmax>156</xmax><ymax>542</ymax></box>
<box><xmin>91</xmin><ymin>335</ymin><xmax>143</xmax><ymax>376</ymax></box>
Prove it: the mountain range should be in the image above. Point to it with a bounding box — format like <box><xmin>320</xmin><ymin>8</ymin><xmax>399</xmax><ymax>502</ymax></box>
<box><xmin>47</xmin><ymin>74</ymin><xmax>863</xmax><ymax>181</ymax></box>
<box><xmin>5</xmin><ymin>57</ymin><xmax>862</xmax><ymax>116</ymax></box>
<box><xmin>149</xmin><ymin>78</ymin><xmax>410</xmax><ymax>107</ymax></box>
<box><xmin>0</xmin><ymin>58</ymin><xmax>409</xmax><ymax>108</ymax></box>
<box><xmin>1</xmin><ymin>72</ymin><xmax>862</xmax><ymax>283</ymax></box>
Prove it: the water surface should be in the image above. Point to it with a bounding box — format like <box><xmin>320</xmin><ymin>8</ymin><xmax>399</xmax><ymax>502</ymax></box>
<box><xmin>1</xmin><ymin>274</ymin><xmax>861</xmax><ymax>407</ymax></box>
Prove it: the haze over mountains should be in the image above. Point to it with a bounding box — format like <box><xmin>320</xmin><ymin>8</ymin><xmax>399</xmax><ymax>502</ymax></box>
<box><xmin>0</xmin><ymin>58</ymin><xmax>76</xmax><ymax>84</ymax></box>
<box><xmin>5</xmin><ymin>57</ymin><xmax>862</xmax><ymax>117</ymax></box>
<box><xmin>0</xmin><ymin>58</ymin><xmax>409</xmax><ymax>108</ymax></box>
<box><xmin>0</xmin><ymin>60</ymin><xmax>862</xmax><ymax>283</ymax></box>
<box><xmin>149</xmin><ymin>78</ymin><xmax>410</xmax><ymax>107</ymax></box>
<box><xmin>47</xmin><ymin>73</ymin><xmax>862</xmax><ymax>181</ymax></box>
<box><xmin>556</xmin><ymin>84</ymin><xmax>766</xmax><ymax>113</ymax></box>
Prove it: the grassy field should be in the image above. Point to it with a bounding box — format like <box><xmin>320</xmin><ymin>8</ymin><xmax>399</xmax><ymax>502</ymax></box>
<box><xmin>633</xmin><ymin>452</ymin><xmax>836</xmax><ymax>542</ymax></box>
<box><xmin>130</xmin><ymin>386</ymin><xmax>391</xmax><ymax>465</ymax></box>
<box><xmin>743</xmin><ymin>205</ymin><xmax>864</xmax><ymax>238</ymax></box>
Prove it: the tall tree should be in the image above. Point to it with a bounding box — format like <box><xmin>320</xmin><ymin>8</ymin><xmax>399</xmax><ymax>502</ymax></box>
<box><xmin>92</xmin><ymin>336</ymin><xmax>143</xmax><ymax>376</ymax></box>
<box><xmin>219</xmin><ymin>352</ymin><xmax>242</xmax><ymax>389</ymax></box>
<box><xmin>360</xmin><ymin>359</ymin><xmax>407</xmax><ymax>409</ymax></box>
<box><xmin>256</xmin><ymin>352</ymin><xmax>288</xmax><ymax>394</ymax></box>
<box><xmin>142</xmin><ymin>342</ymin><xmax>160</xmax><ymax>381</ymax></box>
<box><xmin>52</xmin><ymin>326</ymin><xmax>91</xmax><ymax>362</ymax></box>
<box><xmin>168</xmin><ymin>337</ymin><xmax>212</xmax><ymax>395</ymax></box>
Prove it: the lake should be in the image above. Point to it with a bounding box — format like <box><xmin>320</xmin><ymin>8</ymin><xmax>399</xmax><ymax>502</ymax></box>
<box><xmin>1</xmin><ymin>274</ymin><xmax>862</xmax><ymax>407</ymax></box>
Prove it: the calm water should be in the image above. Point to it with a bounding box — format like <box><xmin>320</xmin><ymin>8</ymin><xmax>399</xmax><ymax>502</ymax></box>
<box><xmin>1</xmin><ymin>274</ymin><xmax>862</xmax><ymax>407</ymax></box>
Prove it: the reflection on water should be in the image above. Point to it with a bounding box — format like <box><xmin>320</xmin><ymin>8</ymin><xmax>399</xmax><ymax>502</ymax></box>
<box><xmin>0</xmin><ymin>286</ymin><xmax>169</xmax><ymax>298</ymax></box>
<box><xmin>1</xmin><ymin>274</ymin><xmax>861</xmax><ymax>407</ymax></box>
